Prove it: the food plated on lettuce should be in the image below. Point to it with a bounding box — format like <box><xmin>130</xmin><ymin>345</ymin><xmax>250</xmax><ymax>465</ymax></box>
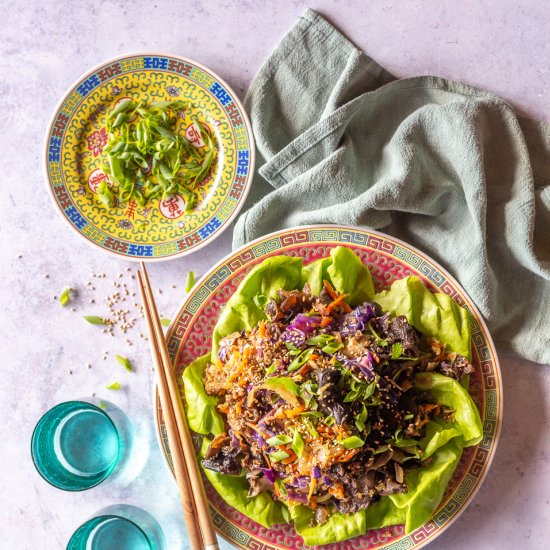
<box><xmin>182</xmin><ymin>247</ymin><xmax>482</xmax><ymax>545</ymax></box>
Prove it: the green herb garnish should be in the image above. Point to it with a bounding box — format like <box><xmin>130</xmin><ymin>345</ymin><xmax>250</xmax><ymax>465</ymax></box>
<box><xmin>265</xmin><ymin>364</ymin><xmax>278</xmax><ymax>376</ymax></box>
<box><xmin>185</xmin><ymin>271</ymin><xmax>195</xmax><ymax>293</ymax></box>
<box><xmin>106</xmin><ymin>382</ymin><xmax>121</xmax><ymax>390</ymax></box>
<box><xmin>266</xmin><ymin>434</ymin><xmax>292</xmax><ymax>446</ymax></box>
<box><xmin>390</xmin><ymin>342</ymin><xmax>404</xmax><ymax>359</ymax></box>
<box><xmin>160</xmin><ymin>318</ymin><xmax>171</xmax><ymax>327</ymax></box>
<box><xmin>341</xmin><ymin>436</ymin><xmax>365</xmax><ymax>449</ymax></box>
<box><xmin>101</xmin><ymin>100</ymin><xmax>216</xmax><ymax>211</ymax></box>
<box><xmin>115</xmin><ymin>354</ymin><xmax>133</xmax><ymax>372</ymax></box>
<box><xmin>355</xmin><ymin>404</ymin><xmax>369</xmax><ymax>431</ymax></box>
<box><xmin>83</xmin><ymin>315</ymin><xmax>106</xmax><ymax>325</ymax></box>
<box><xmin>303</xmin><ymin>418</ymin><xmax>319</xmax><ymax>438</ymax></box>
<box><xmin>288</xmin><ymin>348</ymin><xmax>314</xmax><ymax>372</ymax></box>
<box><xmin>292</xmin><ymin>429</ymin><xmax>305</xmax><ymax>458</ymax></box>
<box><xmin>269</xmin><ymin>450</ymin><xmax>290</xmax><ymax>463</ymax></box>
<box><xmin>299</xmin><ymin>411</ymin><xmax>323</xmax><ymax>418</ymax></box>
<box><xmin>264</xmin><ymin>377</ymin><xmax>300</xmax><ymax>395</ymax></box>
<box><xmin>59</xmin><ymin>287</ymin><xmax>72</xmax><ymax>307</ymax></box>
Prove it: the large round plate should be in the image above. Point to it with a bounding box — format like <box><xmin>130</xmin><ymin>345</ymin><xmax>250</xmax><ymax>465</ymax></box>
<box><xmin>44</xmin><ymin>53</ymin><xmax>253</xmax><ymax>261</ymax></box>
<box><xmin>156</xmin><ymin>225</ymin><xmax>502</xmax><ymax>549</ymax></box>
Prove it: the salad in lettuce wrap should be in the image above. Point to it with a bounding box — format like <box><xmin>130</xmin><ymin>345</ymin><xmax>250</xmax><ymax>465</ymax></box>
<box><xmin>182</xmin><ymin>247</ymin><xmax>482</xmax><ymax>546</ymax></box>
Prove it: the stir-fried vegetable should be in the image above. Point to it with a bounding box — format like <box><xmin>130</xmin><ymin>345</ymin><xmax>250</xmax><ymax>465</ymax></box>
<box><xmin>201</xmin><ymin>279</ymin><xmax>475</xmax><ymax>521</ymax></box>
<box><xmin>181</xmin><ymin>248</ymin><xmax>483</xmax><ymax>544</ymax></box>
<box><xmin>99</xmin><ymin>99</ymin><xmax>216</xmax><ymax>210</ymax></box>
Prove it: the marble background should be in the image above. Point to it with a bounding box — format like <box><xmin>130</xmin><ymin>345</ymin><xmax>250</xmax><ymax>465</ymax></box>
<box><xmin>1</xmin><ymin>0</ymin><xmax>549</xmax><ymax>548</ymax></box>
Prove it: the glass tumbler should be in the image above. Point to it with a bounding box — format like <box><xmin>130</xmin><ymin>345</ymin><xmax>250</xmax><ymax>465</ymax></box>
<box><xmin>31</xmin><ymin>400</ymin><xmax>130</xmax><ymax>491</ymax></box>
<box><xmin>67</xmin><ymin>505</ymin><xmax>164</xmax><ymax>550</ymax></box>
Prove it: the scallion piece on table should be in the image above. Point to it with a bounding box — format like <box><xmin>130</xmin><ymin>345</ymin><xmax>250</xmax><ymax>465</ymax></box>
<box><xmin>115</xmin><ymin>354</ymin><xmax>133</xmax><ymax>372</ymax></box>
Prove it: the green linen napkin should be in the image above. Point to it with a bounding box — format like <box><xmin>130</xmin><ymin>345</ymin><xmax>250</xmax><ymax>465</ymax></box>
<box><xmin>233</xmin><ymin>8</ymin><xmax>550</xmax><ymax>365</ymax></box>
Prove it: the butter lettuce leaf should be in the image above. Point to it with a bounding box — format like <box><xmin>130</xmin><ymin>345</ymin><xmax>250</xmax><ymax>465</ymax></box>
<box><xmin>200</xmin><ymin>438</ymin><xmax>289</xmax><ymax>528</ymax></box>
<box><xmin>326</xmin><ymin>246</ymin><xmax>374</xmax><ymax>305</ymax></box>
<box><xmin>211</xmin><ymin>255</ymin><xmax>303</xmax><ymax>357</ymax></box>
<box><xmin>300</xmin><ymin>256</ymin><xmax>331</xmax><ymax>296</ymax></box>
<box><xmin>290</xmin><ymin>505</ymin><xmax>366</xmax><ymax>546</ymax></box>
<box><xmin>181</xmin><ymin>354</ymin><xmax>224</xmax><ymax>435</ymax></box>
<box><xmin>302</xmin><ymin>247</ymin><xmax>374</xmax><ymax>304</ymax></box>
<box><xmin>415</xmin><ymin>372</ymin><xmax>483</xmax><ymax>447</ymax></box>
<box><xmin>363</xmin><ymin>438</ymin><xmax>464</xmax><ymax>533</ymax></box>
<box><xmin>373</xmin><ymin>276</ymin><xmax>472</xmax><ymax>358</ymax></box>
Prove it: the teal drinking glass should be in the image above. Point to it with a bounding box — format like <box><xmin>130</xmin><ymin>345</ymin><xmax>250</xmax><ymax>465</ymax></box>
<box><xmin>31</xmin><ymin>400</ymin><xmax>127</xmax><ymax>491</ymax></box>
<box><xmin>67</xmin><ymin>505</ymin><xmax>164</xmax><ymax>550</ymax></box>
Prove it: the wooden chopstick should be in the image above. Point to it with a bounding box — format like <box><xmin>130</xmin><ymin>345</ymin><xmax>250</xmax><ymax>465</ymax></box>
<box><xmin>137</xmin><ymin>270</ymin><xmax>203</xmax><ymax>550</ymax></box>
<box><xmin>138</xmin><ymin>264</ymin><xmax>219</xmax><ymax>550</ymax></box>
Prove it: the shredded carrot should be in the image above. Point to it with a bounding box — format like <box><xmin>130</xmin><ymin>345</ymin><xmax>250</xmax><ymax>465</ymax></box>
<box><xmin>297</xmin><ymin>363</ymin><xmax>313</xmax><ymax>377</ymax></box>
<box><xmin>258</xmin><ymin>322</ymin><xmax>266</xmax><ymax>338</ymax></box>
<box><xmin>217</xmin><ymin>403</ymin><xmax>229</xmax><ymax>414</ymax></box>
<box><xmin>326</xmin><ymin>293</ymin><xmax>350</xmax><ymax>313</ymax></box>
<box><xmin>338</xmin><ymin>449</ymin><xmax>360</xmax><ymax>462</ymax></box>
<box><xmin>262</xmin><ymin>449</ymin><xmax>272</xmax><ymax>468</ymax></box>
<box><xmin>282</xmin><ymin>448</ymin><xmax>297</xmax><ymax>464</ymax></box>
<box><xmin>320</xmin><ymin>316</ymin><xmax>332</xmax><ymax>327</ymax></box>
<box><xmin>284</xmin><ymin>405</ymin><xmax>305</xmax><ymax>418</ymax></box>
<box><xmin>328</xmin><ymin>481</ymin><xmax>345</xmax><ymax>499</ymax></box>
<box><xmin>323</xmin><ymin>279</ymin><xmax>338</xmax><ymax>300</ymax></box>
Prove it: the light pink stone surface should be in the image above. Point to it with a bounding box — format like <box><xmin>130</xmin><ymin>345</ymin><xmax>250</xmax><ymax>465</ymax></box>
<box><xmin>1</xmin><ymin>1</ymin><xmax>549</xmax><ymax>549</ymax></box>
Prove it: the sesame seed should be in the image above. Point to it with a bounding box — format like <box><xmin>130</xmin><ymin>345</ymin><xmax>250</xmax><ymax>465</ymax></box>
<box><xmin>69</xmin><ymin>370</ymin><xmax>73</xmax><ymax>375</ymax></box>
<box><xmin>17</xmin><ymin>254</ymin><xmax>23</xmax><ymax>259</ymax></box>
<box><xmin>87</xmin><ymin>364</ymin><xmax>92</xmax><ymax>369</ymax></box>
<box><xmin>44</xmin><ymin>273</ymin><xmax>49</xmax><ymax>278</ymax></box>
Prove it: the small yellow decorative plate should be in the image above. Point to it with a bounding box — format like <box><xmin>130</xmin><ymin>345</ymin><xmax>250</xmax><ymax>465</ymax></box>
<box><xmin>44</xmin><ymin>53</ymin><xmax>254</xmax><ymax>261</ymax></box>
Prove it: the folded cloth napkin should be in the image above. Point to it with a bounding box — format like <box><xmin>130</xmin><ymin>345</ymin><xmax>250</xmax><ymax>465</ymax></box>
<box><xmin>233</xmin><ymin>8</ymin><xmax>550</xmax><ymax>365</ymax></box>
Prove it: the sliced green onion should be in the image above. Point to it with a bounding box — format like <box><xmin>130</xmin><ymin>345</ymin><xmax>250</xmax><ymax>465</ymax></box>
<box><xmin>106</xmin><ymin>382</ymin><xmax>121</xmax><ymax>390</ymax></box>
<box><xmin>292</xmin><ymin>429</ymin><xmax>305</xmax><ymax>458</ymax></box>
<box><xmin>269</xmin><ymin>450</ymin><xmax>290</xmax><ymax>463</ymax></box>
<box><xmin>391</xmin><ymin>342</ymin><xmax>404</xmax><ymax>359</ymax></box>
<box><xmin>185</xmin><ymin>271</ymin><xmax>195</xmax><ymax>293</ymax></box>
<box><xmin>115</xmin><ymin>354</ymin><xmax>133</xmax><ymax>372</ymax></box>
<box><xmin>160</xmin><ymin>318</ymin><xmax>171</xmax><ymax>327</ymax></box>
<box><xmin>266</xmin><ymin>434</ymin><xmax>292</xmax><ymax>446</ymax></box>
<box><xmin>83</xmin><ymin>315</ymin><xmax>106</xmax><ymax>325</ymax></box>
<box><xmin>59</xmin><ymin>287</ymin><xmax>72</xmax><ymax>307</ymax></box>
<box><xmin>341</xmin><ymin>436</ymin><xmax>365</xmax><ymax>449</ymax></box>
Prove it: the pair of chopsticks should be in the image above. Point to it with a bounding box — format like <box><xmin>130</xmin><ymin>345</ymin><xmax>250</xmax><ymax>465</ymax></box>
<box><xmin>137</xmin><ymin>262</ymin><xmax>218</xmax><ymax>550</ymax></box>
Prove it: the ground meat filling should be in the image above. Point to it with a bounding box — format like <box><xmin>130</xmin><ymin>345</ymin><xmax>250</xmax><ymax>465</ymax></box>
<box><xmin>202</xmin><ymin>281</ymin><xmax>474</xmax><ymax>522</ymax></box>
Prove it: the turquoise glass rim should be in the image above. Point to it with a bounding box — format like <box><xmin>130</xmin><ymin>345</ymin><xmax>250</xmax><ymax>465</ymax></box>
<box><xmin>30</xmin><ymin>400</ymin><xmax>121</xmax><ymax>492</ymax></box>
<box><xmin>66</xmin><ymin>514</ymin><xmax>153</xmax><ymax>550</ymax></box>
